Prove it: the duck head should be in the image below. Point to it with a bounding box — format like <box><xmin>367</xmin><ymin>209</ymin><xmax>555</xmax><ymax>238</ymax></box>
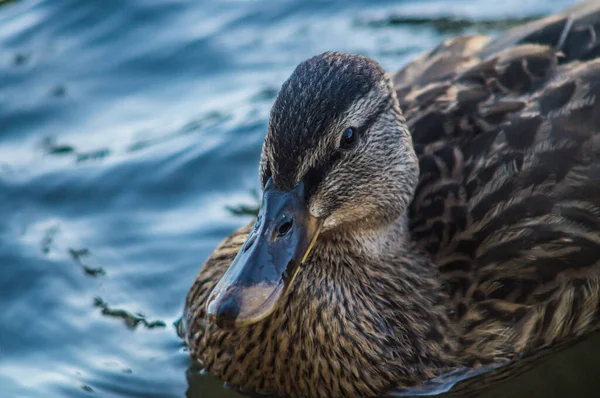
<box><xmin>206</xmin><ymin>52</ymin><xmax>419</xmax><ymax>329</ymax></box>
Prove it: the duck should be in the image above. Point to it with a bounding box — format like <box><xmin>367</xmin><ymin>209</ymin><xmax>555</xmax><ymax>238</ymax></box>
<box><xmin>183</xmin><ymin>1</ymin><xmax>600</xmax><ymax>397</ymax></box>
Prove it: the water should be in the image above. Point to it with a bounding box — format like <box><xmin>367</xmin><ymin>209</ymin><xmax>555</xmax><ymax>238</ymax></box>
<box><xmin>1</xmin><ymin>0</ymin><xmax>598</xmax><ymax>397</ymax></box>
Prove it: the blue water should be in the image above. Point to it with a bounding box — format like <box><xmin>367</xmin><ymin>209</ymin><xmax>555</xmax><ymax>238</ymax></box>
<box><xmin>2</xmin><ymin>0</ymin><xmax>599</xmax><ymax>397</ymax></box>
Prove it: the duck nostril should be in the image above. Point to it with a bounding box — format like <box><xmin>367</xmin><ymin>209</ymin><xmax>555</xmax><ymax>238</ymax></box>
<box><xmin>243</xmin><ymin>235</ymin><xmax>257</xmax><ymax>252</ymax></box>
<box><xmin>276</xmin><ymin>218</ymin><xmax>294</xmax><ymax>237</ymax></box>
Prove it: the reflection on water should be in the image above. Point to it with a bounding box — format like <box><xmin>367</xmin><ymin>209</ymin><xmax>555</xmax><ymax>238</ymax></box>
<box><xmin>478</xmin><ymin>333</ymin><xmax>600</xmax><ymax>398</ymax></box>
<box><xmin>1</xmin><ymin>0</ymin><xmax>597</xmax><ymax>397</ymax></box>
<box><xmin>362</xmin><ymin>15</ymin><xmax>541</xmax><ymax>33</ymax></box>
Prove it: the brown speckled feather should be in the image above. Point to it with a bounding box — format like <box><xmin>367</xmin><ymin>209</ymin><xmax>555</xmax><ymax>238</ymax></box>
<box><xmin>185</xmin><ymin>2</ymin><xmax>600</xmax><ymax>397</ymax></box>
<box><xmin>396</xmin><ymin>2</ymin><xmax>600</xmax><ymax>363</ymax></box>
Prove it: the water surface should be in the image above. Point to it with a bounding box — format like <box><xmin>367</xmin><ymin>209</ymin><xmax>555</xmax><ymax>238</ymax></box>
<box><xmin>1</xmin><ymin>0</ymin><xmax>598</xmax><ymax>397</ymax></box>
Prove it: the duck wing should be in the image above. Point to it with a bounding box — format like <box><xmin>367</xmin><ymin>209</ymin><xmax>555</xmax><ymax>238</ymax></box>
<box><xmin>399</xmin><ymin>0</ymin><xmax>600</xmax><ymax>362</ymax></box>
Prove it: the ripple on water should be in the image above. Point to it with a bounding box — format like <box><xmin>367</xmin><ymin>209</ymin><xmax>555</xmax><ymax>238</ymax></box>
<box><xmin>1</xmin><ymin>0</ymin><xmax>597</xmax><ymax>397</ymax></box>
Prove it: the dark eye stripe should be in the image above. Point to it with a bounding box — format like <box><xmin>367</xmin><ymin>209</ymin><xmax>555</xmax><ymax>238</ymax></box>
<box><xmin>302</xmin><ymin>97</ymin><xmax>392</xmax><ymax>200</ymax></box>
<box><xmin>357</xmin><ymin>98</ymin><xmax>391</xmax><ymax>136</ymax></box>
<box><xmin>303</xmin><ymin>150</ymin><xmax>342</xmax><ymax>200</ymax></box>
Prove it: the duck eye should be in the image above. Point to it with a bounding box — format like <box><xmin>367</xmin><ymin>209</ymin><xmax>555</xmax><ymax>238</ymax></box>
<box><xmin>340</xmin><ymin>127</ymin><xmax>356</xmax><ymax>149</ymax></box>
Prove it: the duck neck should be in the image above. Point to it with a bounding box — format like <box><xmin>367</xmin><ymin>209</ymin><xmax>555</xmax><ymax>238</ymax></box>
<box><xmin>299</xmin><ymin>212</ymin><xmax>460</xmax><ymax>385</ymax></box>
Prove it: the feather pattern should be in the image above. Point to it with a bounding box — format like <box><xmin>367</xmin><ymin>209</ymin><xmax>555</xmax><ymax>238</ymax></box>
<box><xmin>398</xmin><ymin>1</ymin><xmax>600</xmax><ymax>362</ymax></box>
<box><xmin>184</xmin><ymin>2</ymin><xmax>600</xmax><ymax>397</ymax></box>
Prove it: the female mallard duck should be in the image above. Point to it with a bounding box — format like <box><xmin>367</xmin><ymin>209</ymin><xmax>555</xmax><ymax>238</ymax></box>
<box><xmin>184</xmin><ymin>2</ymin><xmax>600</xmax><ymax>396</ymax></box>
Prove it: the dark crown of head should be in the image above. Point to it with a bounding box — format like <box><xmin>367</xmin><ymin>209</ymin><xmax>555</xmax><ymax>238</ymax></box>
<box><xmin>265</xmin><ymin>52</ymin><xmax>386</xmax><ymax>190</ymax></box>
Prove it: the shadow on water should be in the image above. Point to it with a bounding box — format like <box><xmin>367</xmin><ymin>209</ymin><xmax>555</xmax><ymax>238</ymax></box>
<box><xmin>1</xmin><ymin>0</ymin><xmax>598</xmax><ymax>397</ymax></box>
<box><xmin>93</xmin><ymin>297</ymin><xmax>166</xmax><ymax>330</ymax></box>
<box><xmin>0</xmin><ymin>0</ymin><xmax>18</xmax><ymax>8</ymax></box>
<box><xmin>360</xmin><ymin>15</ymin><xmax>541</xmax><ymax>34</ymax></box>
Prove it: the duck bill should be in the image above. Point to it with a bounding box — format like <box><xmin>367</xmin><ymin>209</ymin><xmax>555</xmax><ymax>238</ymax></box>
<box><xmin>206</xmin><ymin>180</ymin><xmax>322</xmax><ymax>330</ymax></box>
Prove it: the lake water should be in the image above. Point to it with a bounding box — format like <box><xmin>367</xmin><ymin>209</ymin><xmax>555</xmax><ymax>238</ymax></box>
<box><xmin>1</xmin><ymin>0</ymin><xmax>599</xmax><ymax>397</ymax></box>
